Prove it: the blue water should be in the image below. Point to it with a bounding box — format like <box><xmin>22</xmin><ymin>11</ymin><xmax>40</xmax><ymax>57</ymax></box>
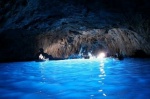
<box><xmin>0</xmin><ymin>58</ymin><xmax>150</xmax><ymax>99</ymax></box>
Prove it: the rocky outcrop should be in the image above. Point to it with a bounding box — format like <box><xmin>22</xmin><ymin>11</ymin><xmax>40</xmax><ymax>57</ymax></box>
<box><xmin>0</xmin><ymin>0</ymin><xmax>150</xmax><ymax>62</ymax></box>
<box><xmin>105</xmin><ymin>29</ymin><xmax>150</xmax><ymax>56</ymax></box>
<box><xmin>0</xmin><ymin>27</ymin><xmax>150</xmax><ymax>62</ymax></box>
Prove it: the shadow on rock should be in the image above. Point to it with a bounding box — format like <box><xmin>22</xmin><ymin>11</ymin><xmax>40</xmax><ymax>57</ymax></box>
<box><xmin>35</xmin><ymin>48</ymin><xmax>65</xmax><ymax>61</ymax></box>
<box><xmin>133</xmin><ymin>50</ymin><xmax>150</xmax><ymax>58</ymax></box>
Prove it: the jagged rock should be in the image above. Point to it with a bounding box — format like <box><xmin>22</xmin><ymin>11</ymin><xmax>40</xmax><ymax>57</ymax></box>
<box><xmin>105</xmin><ymin>28</ymin><xmax>150</xmax><ymax>56</ymax></box>
<box><xmin>1</xmin><ymin>27</ymin><xmax>149</xmax><ymax>62</ymax></box>
<box><xmin>0</xmin><ymin>0</ymin><xmax>150</xmax><ymax>62</ymax></box>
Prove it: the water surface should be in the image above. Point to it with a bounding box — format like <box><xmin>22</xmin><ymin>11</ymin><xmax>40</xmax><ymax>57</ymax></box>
<box><xmin>0</xmin><ymin>58</ymin><xmax>150</xmax><ymax>99</ymax></box>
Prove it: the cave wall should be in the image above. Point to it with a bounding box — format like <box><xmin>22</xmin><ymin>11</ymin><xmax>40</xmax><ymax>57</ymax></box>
<box><xmin>36</xmin><ymin>28</ymin><xmax>150</xmax><ymax>58</ymax></box>
<box><xmin>0</xmin><ymin>0</ymin><xmax>150</xmax><ymax>62</ymax></box>
<box><xmin>1</xmin><ymin>27</ymin><xmax>149</xmax><ymax>62</ymax></box>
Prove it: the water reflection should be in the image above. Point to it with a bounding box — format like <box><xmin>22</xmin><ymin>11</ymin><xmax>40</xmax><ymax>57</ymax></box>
<box><xmin>0</xmin><ymin>58</ymin><xmax>150</xmax><ymax>98</ymax></box>
<box><xmin>39</xmin><ymin>62</ymin><xmax>49</xmax><ymax>83</ymax></box>
<box><xmin>98</xmin><ymin>59</ymin><xmax>107</xmax><ymax>97</ymax></box>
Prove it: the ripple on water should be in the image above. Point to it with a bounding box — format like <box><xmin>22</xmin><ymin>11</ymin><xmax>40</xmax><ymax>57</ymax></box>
<box><xmin>0</xmin><ymin>58</ymin><xmax>150</xmax><ymax>99</ymax></box>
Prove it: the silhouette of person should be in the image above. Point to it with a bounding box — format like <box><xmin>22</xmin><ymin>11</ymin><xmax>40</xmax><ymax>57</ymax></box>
<box><xmin>114</xmin><ymin>53</ymin><xmax>124</xmax><ymax>60</ymax></box>
<box><xmin>35</xmin><ymin>48</ymin><xmax>44</xmax><ymax>60</ymax></box>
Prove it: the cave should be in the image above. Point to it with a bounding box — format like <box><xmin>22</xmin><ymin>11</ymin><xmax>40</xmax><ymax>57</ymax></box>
<box><xmin>0</xmin><ymin>0</ymin><xmax>150</xmax><ymax>61</ymax></box>
<box><xmin>0</xmin><ymin>0</ymin><xmax>150</xmax><ymax>98</ymax></box>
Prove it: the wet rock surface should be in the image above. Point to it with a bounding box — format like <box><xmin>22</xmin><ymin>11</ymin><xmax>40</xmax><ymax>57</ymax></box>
<box><xmin>0</xmin><ymin>0</ymin><xmax>150</xmax><ymax>62</ymax></box>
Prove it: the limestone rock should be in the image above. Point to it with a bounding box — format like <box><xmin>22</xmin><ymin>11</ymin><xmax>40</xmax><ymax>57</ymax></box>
<box><xmin>0</xmin><ymin>0</ymin><xmax>150</xmax><ymax>62</ymax></box>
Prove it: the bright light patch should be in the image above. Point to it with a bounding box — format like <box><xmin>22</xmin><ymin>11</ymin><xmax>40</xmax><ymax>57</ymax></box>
<box><xmin>39</xmin><ymin>54</ymin><xmax>44</xmax><ymax>59</ymax></box>
<box><xmin>98</xmin><ymin>90</ymin><xmax>103</xmax><ymax>92</ymax></box>
<box><xmin>103</xmin><ymin>93</ymin><xmax>107</xmax><ymax>96</ymax></box>
<box><xmin>88</xmin><ymin>52</ymin><xmax>95</xmax><ymax>59</ymax></box>
<box><xmin>97</xmin><ymin>52</ymin><xmax>106</xmax><ymax>59</ymax></box>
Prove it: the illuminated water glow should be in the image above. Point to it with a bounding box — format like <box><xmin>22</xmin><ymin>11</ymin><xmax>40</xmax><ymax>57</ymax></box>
<box><xmin>0</xmin><ymin>58</ymin><xmax>150</xmax><ymax>98</ymax></box>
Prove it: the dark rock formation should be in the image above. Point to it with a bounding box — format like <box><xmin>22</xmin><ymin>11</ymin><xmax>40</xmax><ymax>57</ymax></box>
<box><xmin>0</xmin><ymin>0</ymin><xmax>150</xmax><ymax>62</ymax></box>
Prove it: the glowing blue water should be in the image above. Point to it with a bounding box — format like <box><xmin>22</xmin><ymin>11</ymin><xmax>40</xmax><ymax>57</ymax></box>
<box><xmin>0</xmin><ymin>58</ymin><xmax>150</xmax><ymax>99</ymax></box>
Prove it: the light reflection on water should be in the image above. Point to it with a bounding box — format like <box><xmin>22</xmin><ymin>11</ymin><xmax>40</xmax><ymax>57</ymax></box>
<box><xmin>99</xmin><ymin>59</ymin><xmax>107</xmax><ymax>97</ymax></box>
<box><xmin>0</xmin><ymin>58</ymin><xmax>150</xmax><ymax>99</ymax></box>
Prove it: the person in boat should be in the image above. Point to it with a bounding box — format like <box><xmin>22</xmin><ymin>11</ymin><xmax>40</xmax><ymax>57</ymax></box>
<box><xmin>36</xmin><ymin>48</ymin><xmax>53</xmax><ymax>60</ymax></box>
<box><xmin>114</xmin><ymin>53</ymin><xmax>124</xmax><ymax>60</ymax></box>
